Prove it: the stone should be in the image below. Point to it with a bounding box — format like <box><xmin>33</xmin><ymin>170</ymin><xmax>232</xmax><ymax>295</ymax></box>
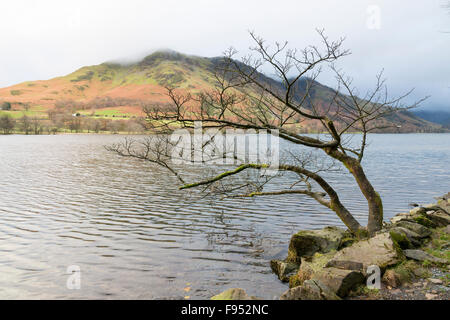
<box><xmin>412</xmin><ymin>215</ymin><xmax>437</xmax><ymax>228</ymax></box>
<box><xmin>436</xmin><ymin>197</ymin><xmax>450</xmax><ymax>214</ymax></box>
<box><xmin>390</xmin><ymin>212</ymin><xmax>411</xmax><ymax>224</ymax></box>
<box><xmin>211</xmin><ymin>288</ymin><xmax>258</xmax><ymax>300</ymax></box>
<box><xmin>390</xmin><ymin>216</ymin><xmax>408</xmax><ymax>224</ymax></box>
<box><xmin>280</xmin><ymin>279</ymin><xmax>340</xmax><ymax>300</ymax></box>
<box><xmin>445</xmin><ymin>225</ymin><xmax>450</xmax><ymax>234</ymax></box>
<box><xmin>412</xmin><ymin>267</ymin><xmax>428</xmax><ymax>278</ymax></box>
<box><xmin>325</xmin><ymin>260</ymin><xmax>364</xmax><ymax>271</ymax></box>
<box><xmin>427</xmin><ymin>278</ymin><xmax>443</xmax><ymax>285</ymax></box>
<box><xmin>286</xmin><ymin>226</ymin><xmax>346</xmax><ymax>263</ymax></box>
<box><xmin>395</xmin><ymin>221</ymin><xmax>432</xmax><ymax>238</ymax></box>
<box><xmin>382</xmin><ymin>269</ymin><xmax>402</xmax><ymax>288</ymax></box>
<box><xmin>326</xmin><ymin>232</ymin><xmax>404</xmax><ymax>273</ymax></box>
<box><xmin>313</xmin><ymin>267</ymin><xmax>365</xmax><ymax>297</ymax></box>
<box><xmin>403</xmin><ymin>249</ymin><xmax>447</xmax><ymax>265</ymax></box>
<box><xmin>270</xmin><ymin>260</ymin><xmax>298</xmax><ymax>282</ymax></box>
<box><xmin>389</xmin><ymin>227</ymin><xmax>415</xmax><ymax>249</ymax></box>
<box><xmin>410</xmin><ymin>207</ymin><xmax>426</xmax><ymax>215</ymax></box>
<box><xmin>425</xmin><ymin>293</ymin><xmax>437</xmax><ymax>300</ymax></box>
<box><xmin>290</xmin><ymin>251</ymin><xmax>336</xmax><ymax>287</ymax></box>
<box><xmin>426</xmin><ymin>210</ymin><xmax>450</xmax><ymax>227</ymax></box>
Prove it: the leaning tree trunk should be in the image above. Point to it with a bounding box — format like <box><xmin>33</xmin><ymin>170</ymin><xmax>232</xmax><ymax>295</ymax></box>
<box><xmin>326</xmin><ymin>149</ymin><xmax>383</xmax><ymax>235</ymax></box>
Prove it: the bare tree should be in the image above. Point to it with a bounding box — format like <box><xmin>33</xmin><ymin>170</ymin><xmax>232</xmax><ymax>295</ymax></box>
<box><xmin>19</xmin><ymin>115</ymin><xmax>31</xmax><ymax>135</ymax></box>
<box><xmin>31</xmin><ymin>117</ymin><xmax>43</xmax><ymax>135</ymax></box>
<box><xmin>108</xmin><ymin>31</ymin><xmax>425</xmax><ymax>236</ymax></box>
<box><xmin>0</xmin><ymin>115</ymin><xmax>16</xmax><ymax>134</ymax></box>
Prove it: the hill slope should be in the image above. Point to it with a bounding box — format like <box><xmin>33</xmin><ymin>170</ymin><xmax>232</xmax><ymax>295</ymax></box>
<box><xmin>0</xmin><ymin>50</ymin><xmax>444</xmax><ymax>132</ymax></box>
<box><xmin>413</xmin><ymin>110</ymin><xmax>450</xmax><ymax>129</ymax></box>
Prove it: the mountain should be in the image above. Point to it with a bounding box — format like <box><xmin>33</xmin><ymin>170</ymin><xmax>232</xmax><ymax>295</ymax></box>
<box><xmin>0</xmin><ymin>50</ymin><xmax>445</xmax><ymax>133</ymax></box>
<box><xmin>413</xmin><ymin>110</ymin><xmax>450</xmax><ymax>129</ymax></box>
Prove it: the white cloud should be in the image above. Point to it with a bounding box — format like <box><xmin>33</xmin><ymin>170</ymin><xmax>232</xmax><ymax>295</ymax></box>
<box><xmin>0</xmin><ymin>0</ymin><xmax>448</xmax><ymax>110</ymax></box>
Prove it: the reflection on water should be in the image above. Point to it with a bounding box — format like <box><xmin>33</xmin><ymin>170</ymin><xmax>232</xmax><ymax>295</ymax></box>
<box><xmin>0</xmin><ymin>134</ymin><xmax>448</xmax><ymax>299</ymax></box>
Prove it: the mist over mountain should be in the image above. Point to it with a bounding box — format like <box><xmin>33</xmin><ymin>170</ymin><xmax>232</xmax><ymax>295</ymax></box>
<box><xmin>0</xmin><ymin>50</ymin><xmax>446</xmax><ymax>133</ymax></box>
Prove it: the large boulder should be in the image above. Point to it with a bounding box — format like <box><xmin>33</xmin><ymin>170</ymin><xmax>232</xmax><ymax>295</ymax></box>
<box><xmin>211</xmin><ymin>288</ymin><xmax>259</xmax><ymax>300</ymax></box>
<box><xmin>286</xmin><ymin>226</ymin><xmax>347</xmax><ymax>264</ymax></box>
<box><xmin>382</xmin><ymin>269</ymin><xmax>406</xmax><ymax>288</ymax></box>
<box><xmin>280</xmin><ymin>279</ymin><xmax>340</xmax><ymax>300</ymax></box>
<box><xmin>412</xmin><ymin>215</ymin><xmax>438</xmax><ymax>228</ymax></box>
<box><xmin>434</xmin><ymin>194</ymin><xmax>450</xmax><ymax>213</ymax></box>
<box><xmin>389</xmin><ymin>220</ymin><xmax>432</xmax><ymax>249</ymax></box>
<box><xmin>270</xmin><ymin>260</ymin><xmax>298</xmax><ymax>282</ymax></box>
<box><xmin>390</xmin><ymin>212</ymin><xmax>412</xmax><ymax>224</ymax></box>
<box><xmin>381</xmin><ymin>260</ymin><xmax>416</xmax><ymax>288</ymax></box>
<box><xmin>290</xmin><ymin>251</ymin><xmax>336</xmax><ymax>287</ymax></box>
<box><xmin>426</xmin><ymin>210</ymin><xmax>450</xmax><ymax>227</ymax></box>
<box><xmin>403</xmin><ymin>249</ymin><xmax>448</xmax><ymax>265</ymax></box>
<box><xmin>395</xmin><ymin>221</ymin><xmax>432</xmax><ymax>238</ymax></box>
<box><xmin>326</xmin><ymin>232</ymin><xmax>404</xmax><ymax>273</ymax></box>
<box><xmin>389</xmin><ymin>227</ymin><xmax>423</xmax><ymax>249</ymax></box>
<box><xmin>312</xmin><ymin>267</ymin><xmax>365</xmax><ymax>297</ymax></box>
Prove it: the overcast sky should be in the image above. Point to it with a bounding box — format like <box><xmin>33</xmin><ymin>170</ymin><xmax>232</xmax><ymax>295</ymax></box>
<box><xmin>0</xmin><ymin>0</ymin><xmax>448</xmax><ymax>110</ymax></box>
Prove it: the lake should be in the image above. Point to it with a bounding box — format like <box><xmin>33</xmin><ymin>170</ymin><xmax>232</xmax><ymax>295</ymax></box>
<box><xmin>0</xmin><ymin>133</ymin><xmax>448</xmax><ymax>299</ymax></box>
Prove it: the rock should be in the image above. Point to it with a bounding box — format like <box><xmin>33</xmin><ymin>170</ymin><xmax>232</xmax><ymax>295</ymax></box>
<box><xmin>325</xmin><ymin>260</ymin><xmax>364</xmax><ymax>271</ymax></box>
<box><xmin>390</xmin><ymin>216</ymin><xmax>408</xmax><ymax>224</ymax></box>
<box><xmin>286</xmin><ymin>226</ymin><xmax>346</xmax><ymax>263</ymax></box>
<box><xmin>436</xmin><ymin>197</ymin><xmax>450</xmax><ymax>214</ymax></box>
<box><xmin>389</xmin><ymin>227</ymin><xmax>415</xmax><ymax>249</ymax></box>
<box><xmin>289</xmin><ymin>251</ymin><xmax>336</xmax><ymax>287</ymax></box>
<box><xmin>280</xmin><ymin>279</ymin><xmax>340</xmax><ymax>300</ymax></box>
<box><xmin>426</xmin><ymin>210</ymin><xmax>450</xmax><ymax>227</ymax></box>
<box><xmin>403</xmin><ymin>249</ymin><xmax>447</xmax><ymax>265</ymax></box>
<box><xmin>410</xmin><ymin>207</ymin><xmax>426</xmax><ymax>215</ymax></box>
<box><xmin>412</xmin><ymin>215</ymin><xmax>437</xmax><ymax>228</ymax></box>
<box><xmin>412</xmin><ymin>267</ymin><xmax>428</xmax><ymax>278</ymax></box>
<box><xmin>211</xmin><ymin>288</ymin><xmax>258</xmax><ymax>300</ymax></box>
<box><xmin>313</xmin><ymin>267</ymin><xmax>365</xmax><ymax>297</ymax></box>
<box><xmin>339</xmin><ymin>237</ymin><xmax>356</xmax><ymax>249</ymax></box>
<box><xmin>326</xmin><ymin>232</ymin><xmax>404</xmax><ymax>273</ymax></box>
<box><xmin>427</xmin><ymin>278</ymin><xmax>443</xmax><ymax>285</ymax></box>
<box><xmin>425</xmin><ymin>293</ymin><xmax>437</xmax><ymax>300</ymax></box>
<box><xmin>270</xmin><ymin>260</ymin><xmax>298</xmax><ymax>282</ymax></box>
<box><xmin>391</xmin><ymin>212</ymin><xmax>411</xmax><ymax>225</ymax></box>
<box><xmin>395</xmin><ymin>221</ymin><xmax>432</xmax><ymax>238</ymax></box>
<box><xmin>445</xmin><ymin>225</ymin><xmax>450</xmax><ymax>234</ymax></box>
<box><xmin>382</xmin><ymin>269</ymin><xmax>403</xmax><ymax>288</ymax></box>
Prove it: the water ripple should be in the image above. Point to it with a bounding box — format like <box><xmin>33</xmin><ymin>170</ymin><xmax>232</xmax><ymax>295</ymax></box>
<box><xmin>0</xmin><ymin>133</ymin><xmax>448</xmax><ymax>299</ymax></box>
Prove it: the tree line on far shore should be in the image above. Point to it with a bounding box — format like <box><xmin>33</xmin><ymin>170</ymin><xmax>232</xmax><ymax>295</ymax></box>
<box><xmin>0</xmin><ymin>113</ymin><xmax>148</xmax><ymax>135</ymax></box>
<box><xmin>0</xmin><ymin>98</ymin><xmax>150</xmax><ymax>135</ymax></box>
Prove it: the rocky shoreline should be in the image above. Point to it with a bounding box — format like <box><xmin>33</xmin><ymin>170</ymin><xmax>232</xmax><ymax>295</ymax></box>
<box><xmin>212</xmin><ymin>192</ymin><xmax>450</xmax><ymax>300</ymax></box>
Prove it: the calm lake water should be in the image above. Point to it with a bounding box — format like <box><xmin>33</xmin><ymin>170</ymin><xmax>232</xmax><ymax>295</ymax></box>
<box><xmin>0</xmin><ymin>133</ymin><xmax>448</xmax><ymax>299</ymax></box>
